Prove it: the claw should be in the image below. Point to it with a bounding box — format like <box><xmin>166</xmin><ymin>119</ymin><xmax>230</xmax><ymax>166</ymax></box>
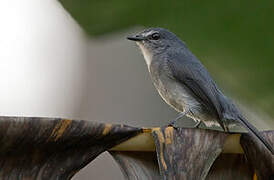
<box><xmin>168</xmin><ymin>121</ymin><xmax>179</xmax><ymax>129</ymax></box>
<box><xmin>167</xmin><ymin>112</ymin><xmax>186</xmax><ymax>127</ymax></box>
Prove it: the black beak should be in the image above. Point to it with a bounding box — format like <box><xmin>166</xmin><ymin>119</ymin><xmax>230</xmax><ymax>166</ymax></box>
<box><xmin>127</xmin><ymin>35</ymin><xmax>145</xmax><ymax>41</ymax></box>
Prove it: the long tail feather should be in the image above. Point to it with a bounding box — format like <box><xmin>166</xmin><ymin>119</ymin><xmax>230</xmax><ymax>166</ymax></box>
<box><xmin>238</xmin><ymin>117</ymin><xmax>274</xmax><ymax>155</ymax></box>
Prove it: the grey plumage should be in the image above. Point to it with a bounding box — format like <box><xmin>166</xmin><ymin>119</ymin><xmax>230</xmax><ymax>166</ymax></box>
<box><xmin>127</xmin><ymin>27</ymin><xmax>274</xmax><ymax>155</ymax></box>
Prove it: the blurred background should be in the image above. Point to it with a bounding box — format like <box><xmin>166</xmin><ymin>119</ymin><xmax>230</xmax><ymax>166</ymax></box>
<box><xmin>0</xmin><ymin>0</ymin><xmax>273</xmax><ymax>179</ymax></box>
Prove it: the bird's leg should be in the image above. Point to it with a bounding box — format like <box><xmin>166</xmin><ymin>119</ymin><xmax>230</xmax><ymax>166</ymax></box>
<box><xmin>168</xmin><ymin>112</ymin><xmax>186</xmax><ymax>128</ymax></box>
<box><xmin>193</xmin><ymin>120</ymin><xmax>201</xmax><ymax>128</ymax></box>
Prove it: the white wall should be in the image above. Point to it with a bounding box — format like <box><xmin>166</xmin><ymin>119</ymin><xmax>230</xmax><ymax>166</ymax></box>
<box><xmin>0</xmin><ymin>0</ymin><xmax>88</xmax><ymax>118</ymax></box>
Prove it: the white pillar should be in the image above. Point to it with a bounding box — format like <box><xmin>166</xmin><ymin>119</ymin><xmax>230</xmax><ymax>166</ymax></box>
<box><xmin>0</xmin><ymin>0</ymin><xmax>88</xmax><ymax>118</ymax></box>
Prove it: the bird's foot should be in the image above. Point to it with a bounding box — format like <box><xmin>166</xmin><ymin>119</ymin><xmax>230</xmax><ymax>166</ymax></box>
<box><xmin>193</xmin><ymin>120</ymin><xmax>202</xmax><ymax>129</ymax></box>
<box><xmin>167</xmin><ymin>112</ymin><xmax>186</xmax><ymax>129</ymax></box>
<box><xmin>168</xmin><ymin>120</ymin><xmax>179</xmax><ymax>129</ymax></box>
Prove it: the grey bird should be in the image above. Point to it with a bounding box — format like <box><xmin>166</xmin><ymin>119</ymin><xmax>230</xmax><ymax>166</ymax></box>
<box><xmin>127</xmin><ymin>27</ymin><xmax>274</xmax><ymax>155</ymax></box>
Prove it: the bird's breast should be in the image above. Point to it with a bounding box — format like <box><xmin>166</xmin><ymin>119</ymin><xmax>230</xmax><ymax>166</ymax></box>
<box><xmin>151</xmin><ymin>72</ymin><xmax>200</xmax><ymax>113</ymax></box>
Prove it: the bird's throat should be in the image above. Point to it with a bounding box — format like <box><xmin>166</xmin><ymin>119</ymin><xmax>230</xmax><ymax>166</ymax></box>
<box><xmin>137</xmin><ymin>42</ymin><xmax>153</xmax><ymax>68</ymax></box>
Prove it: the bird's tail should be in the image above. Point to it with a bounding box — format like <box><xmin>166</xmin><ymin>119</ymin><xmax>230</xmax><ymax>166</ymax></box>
<box><xmin>238</xmin><ymin>116</ymin><xmax>274</xmax><ymax>155</ymax></box>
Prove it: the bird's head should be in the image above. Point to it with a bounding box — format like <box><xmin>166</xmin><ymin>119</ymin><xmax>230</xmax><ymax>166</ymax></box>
<box><xmin>127</xmin><ymin>27</ymin><xmax>185</xmax><ymax>56</ymax></box>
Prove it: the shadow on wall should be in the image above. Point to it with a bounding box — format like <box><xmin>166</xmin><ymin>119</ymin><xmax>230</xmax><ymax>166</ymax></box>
<box><xmin>80</xmin><ymin>31</ymin><xmax>178</xmax><ymax>127</ymax></box>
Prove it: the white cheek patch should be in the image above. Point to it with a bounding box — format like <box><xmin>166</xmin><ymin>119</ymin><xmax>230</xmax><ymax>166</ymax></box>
<box><xmin>136</xmin><ymin>42</ymin><xmax>153</xmax><ymax>67</ymax></box>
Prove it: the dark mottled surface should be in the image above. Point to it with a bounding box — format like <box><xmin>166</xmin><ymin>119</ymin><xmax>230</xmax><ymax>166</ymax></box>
<box><xmin>110</xmin><ymin>151</ymin><xmax>255</xmax><ymax>180</ymax></box>
<box><xmin>0</xmin><ymin>116</ymin><xmax>141</xmax><ymax>180</ymax></box>
<box><xmin>110</xmin><ymin>151</ymin><xmax>161</xmax><ymax>180</ymax></box>
<box><xmin>240</xmin><ymin>131</ymin><xmax>274</xmax><ymax>180</ymax></box>
<box><xmin>152</xmin><ymin>127</ymin><xmax>228</xmax><ymax>180</ymax></box>
<box><xmin>0</xmin><ymin>116</ymin><xmax>273</xmax><ymax>180</ymax></box>
<box><xmin>206</xmin><ymin>154</ymin><xmax>253</xmax><ymax>180</ymax></box>
<box><xmin>111</xmin><ymin>127</ymin><xmax>274</xmax><ymax>180</ymax></box>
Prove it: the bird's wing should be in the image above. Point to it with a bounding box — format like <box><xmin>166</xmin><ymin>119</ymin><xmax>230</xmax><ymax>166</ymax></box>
<box><xmin>167</xmin><ymin>51</ymin><xmax>274</xmax><ymax>154</ymax></box>
<box><xmin>167</xmin><ymin>55</ymin><xmax>227</xmax><ymax>131</ymax></box>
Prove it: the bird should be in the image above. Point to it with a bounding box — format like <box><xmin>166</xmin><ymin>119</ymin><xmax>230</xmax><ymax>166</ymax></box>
<box><xmin>127</xmin><ymin>27</ymin><xmax>274</xmax><ymax>155</ymax></box>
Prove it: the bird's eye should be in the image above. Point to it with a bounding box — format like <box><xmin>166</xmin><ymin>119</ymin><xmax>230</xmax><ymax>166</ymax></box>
<box><xmin>151</xmin><ymin>33</ymin><xmax>160</xmax><ymax>40</ymax></box>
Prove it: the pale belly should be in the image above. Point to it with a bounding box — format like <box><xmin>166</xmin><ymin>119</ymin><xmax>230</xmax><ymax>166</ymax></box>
<box><xmin>153</xmin><ymin>77</ymin><xmax>219</xmax><ymax>127</ymax></box>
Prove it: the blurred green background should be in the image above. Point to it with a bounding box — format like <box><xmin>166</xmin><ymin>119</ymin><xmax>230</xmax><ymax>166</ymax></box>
<box><xmin>60</xmin><ymin>0</ymin><xmax>274</xmax><ymax>120</ymax></box>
